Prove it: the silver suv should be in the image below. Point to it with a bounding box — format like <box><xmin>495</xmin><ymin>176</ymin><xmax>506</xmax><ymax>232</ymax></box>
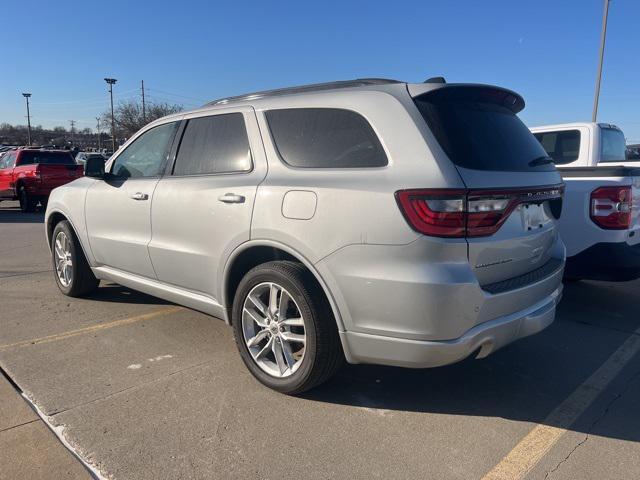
<box><xmin>45</xmin><ymin>78</ymin><xmax>565</xmax><ymax>393</ymax></box>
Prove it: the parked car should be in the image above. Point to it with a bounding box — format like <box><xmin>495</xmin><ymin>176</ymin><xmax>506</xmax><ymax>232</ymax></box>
<box><xmin>0</xmin><ymin>149</ymin><xmax>83</xmax><ymax>211</ymax></box>
<box><xmin>531</xmin><ymin>123</ymin><xmax>640</xmax><ymax>281</ymax></box>
<box><xmin>45</xmin><ymin>78</ymin><xmax>565</xmax><ymax>393</ymax></box>
<box><xmin>75</xmin><ymin>152</ymin><xmax>108</xmax><ymax>166</ymax></box>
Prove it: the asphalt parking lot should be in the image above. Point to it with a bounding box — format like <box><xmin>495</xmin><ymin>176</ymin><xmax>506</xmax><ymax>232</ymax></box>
<box><xmin>1</xmin><ymin>200</ymin><xmax>639</xmax><ymax>480</ymax></box>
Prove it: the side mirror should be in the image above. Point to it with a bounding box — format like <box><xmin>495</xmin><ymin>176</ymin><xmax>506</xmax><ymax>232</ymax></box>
<box><xmin>85</xmin><ymin>156</ymin><xmax>106</xmax><ymax>178</ymax></box>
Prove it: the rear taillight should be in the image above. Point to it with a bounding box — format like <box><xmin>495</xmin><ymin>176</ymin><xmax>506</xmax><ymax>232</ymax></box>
<box><xmin>590</xmin><ymin>186</ymin><xmax>632</xmax><ymax>230</ymax></box>
<box><xmin>29</xmin><ymin>167</ymin><xmax>41</xmax><ymax>181</ymax></box>
<box><xmin>396</xmin><ymin>186</ymin><xmax>564</xmax><ymax>238</ymax></box>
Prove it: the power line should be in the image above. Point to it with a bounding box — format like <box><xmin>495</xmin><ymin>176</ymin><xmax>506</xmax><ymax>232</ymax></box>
<box><xmin>145</xmin><ymin>87</ymin><xmax>207</xmax><ymax>103</ymax></box>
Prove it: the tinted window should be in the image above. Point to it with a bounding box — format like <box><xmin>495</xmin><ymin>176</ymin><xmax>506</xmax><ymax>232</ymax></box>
<box><xmin>533</xmin><ymin>130</ymin><xmax>581</xmax><ymax>165</ymax></box>
<box><xmin>600</xmin><ymin>128</ymin><xmax>626</xmax><ymax>162</ymax></box>
<box><xmin>18</xmin><ymin>151</ymin><xmax>75</xmax><ymax>165</ymax></box>
<box><xmin>414</xmin><ymin>88</ymin><xmax>554</xmax><ymax>172</ymax></box>
<box><xmin>266</xmin><ymin>108</ymin><xmax>388</xmax><ymax>168</ymax></box>
<box><xmin>174</xmin><ymin>113</ymin><xmax>252</xmax><ymax>175</ymax></box>
<box><xmin>111</xmin><ymin>122</ymin><xmax>178</xmax><ymax>178</ymax></box>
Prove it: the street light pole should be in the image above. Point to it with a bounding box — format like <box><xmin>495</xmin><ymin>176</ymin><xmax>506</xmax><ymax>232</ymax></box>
<box><xmin>96</xmin><ymin>117</ymin><xmax>102</xmax><ymax>151</ymax></box>
<box><xmin>22</xmin><ymin>93</ymin><xmax>32</xmax><ymax>146</ymax></box>
<box><xmin>104</xmin><ymin>78</ymin><xmax>117</xmax><ymax>152</ymax></box>
<box><xmin>592</xmin><ymin>0</ymin><xmax>611</xmax><ymax>122</ymax></box>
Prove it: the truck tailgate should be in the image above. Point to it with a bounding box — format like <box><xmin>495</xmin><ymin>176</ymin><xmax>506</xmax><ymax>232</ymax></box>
<box><xmin>38</xmin><ymin>164</ymin><xmax>83</xmax><ymax>188</ymax></box>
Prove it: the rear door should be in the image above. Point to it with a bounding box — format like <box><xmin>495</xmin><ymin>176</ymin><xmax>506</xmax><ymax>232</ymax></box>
<box><xmin>413</xmin><ymin>86</ymin><xmax>564</xmax><ymax>285</ymax></box>
<box><xmin>148</xmin><ymin>107</ymin><xmax>266</xmax><ymax>301</ymax></box>
<box><xmin>85</xmin><ymin>121</ymin><xmax>180</xmax><ymax>278</ymax></box>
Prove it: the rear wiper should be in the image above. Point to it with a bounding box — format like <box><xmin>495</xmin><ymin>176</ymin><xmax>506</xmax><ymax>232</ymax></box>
<box><xmin>528</xmin><ymin>156</ymin><xmax>555</xmax><ymax>167</ymax></box>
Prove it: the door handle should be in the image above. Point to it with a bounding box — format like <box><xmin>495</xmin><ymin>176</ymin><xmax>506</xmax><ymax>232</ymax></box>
<box><xmin>218</xmin><ymin>193</ymin><xmax>245</xmax><ymax>204</ymax></box>
<box><xmin>131</xmin><ymin>192</ymin><xmax>149</xmax><ymax>201</ymax></box>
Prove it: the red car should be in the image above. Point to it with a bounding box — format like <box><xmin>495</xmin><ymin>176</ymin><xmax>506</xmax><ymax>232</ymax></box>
<box><xmin>0</xmin><ymin>149</ymin><xmax>84</xmax><ymax>212</ymax></box>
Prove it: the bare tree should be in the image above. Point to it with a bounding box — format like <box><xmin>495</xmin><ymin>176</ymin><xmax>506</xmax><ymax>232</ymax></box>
<box><xmin>102</xmin><ymin>99</ymin><xmax>183</xmax><ymax>139</ymax></box>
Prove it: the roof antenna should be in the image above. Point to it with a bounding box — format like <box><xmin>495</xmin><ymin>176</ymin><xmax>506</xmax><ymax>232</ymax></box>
<box><xmin>424</xmin><ymin>76</ymin><xmax>446</xmax><ymax>84</ymax></box>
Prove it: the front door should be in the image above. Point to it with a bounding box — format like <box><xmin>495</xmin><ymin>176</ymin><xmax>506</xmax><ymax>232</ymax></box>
<box><xmin>85</xmin><ymin>121</ymin><xmax>180</xmax><ymax>278</ymax></box>
<box><xmin>148</xmin><ymin>108</ymin><xmax>266</xmax><ymax>302</ymax></box>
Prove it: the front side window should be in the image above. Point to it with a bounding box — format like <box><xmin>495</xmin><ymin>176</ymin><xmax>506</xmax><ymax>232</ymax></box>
<box><xmin>0</xmin><ymin>153</ymin><xmax>14</xmax><ymax>169</ymax></box>
<box><xmin>600</xmin><ymin>127</ymin><xmax>626</xmax><ymax>162</ymax></box>
<box><xmin>265</xmin><ymin>108</ymin><xmax>388</xmax><ymax>168</ymax></box>
<box><xmin>111</xmin><ymin>122</ymin><xmax>178</xmax><ymax>178</ymax></box>
<box><xmin>533</xmin><ymin>130</ymin><xmax>581</xmax><ymax>165</ymax></box>
<box><xmin>173</xmin><ymin>113</ymin><xmax>252</xmax><ymax>175</ymax></box>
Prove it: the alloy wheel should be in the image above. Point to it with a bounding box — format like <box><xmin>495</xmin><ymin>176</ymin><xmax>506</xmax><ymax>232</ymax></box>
<box><xmin>241</xmin><ymin>282</ymin><xmax>306</xmax><ymax>378</ymax></box>
<box><xmin>54</xmin><ymin>231</ymin><xmax>73</xmax><ymax>287</ymax></box>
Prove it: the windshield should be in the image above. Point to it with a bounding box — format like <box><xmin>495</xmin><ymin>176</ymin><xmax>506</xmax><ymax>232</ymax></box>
<box><xmin>600</xmin><ymin>128</ymin><xmax>627</xmax><ymax>162</ymax></box>
<box><xmin>19</xmin><ymin>151</ymin><xmax>75</xmax><ymax>165</ymax></box>
<box><xmin>414</xmin><ymin>87</ymin><xmax>554</xmax><ymax>172</ymax></box>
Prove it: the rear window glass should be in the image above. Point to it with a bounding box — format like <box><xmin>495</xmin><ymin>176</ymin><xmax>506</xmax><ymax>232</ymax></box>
<box><xmin>19</xmin><ymin>151</ymin><xmax>74</xmax><ymax>165</ymax></box>
<box><xmin>600</xmin><ymin>128</ymin><xmax>626</xmax><ymax>162</ymax></box>
<box><xmin>174</xmin><ymin>113</ymin><xmax>252</xmax><ymax>175</ymax></box>
<box><xmin>414</xmin><ymin>88</ymin><xmax>554</xmax><ymax>172</ymax></box>
<box><xmin>533</xmin><ymin>130</ymin><xmax>581</xmax><ymax>165</ymax></box>
<box><xmin>266</xmin><ymin>108</ymin><xmax>388</xmax><ymax>168</ymax></box>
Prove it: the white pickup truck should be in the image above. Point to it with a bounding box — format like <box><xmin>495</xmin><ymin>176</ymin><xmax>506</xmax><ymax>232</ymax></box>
<box><xmin>530</xmin><ymin>122</ymin><xmax>640</xmax><ymax>281</ymax></box>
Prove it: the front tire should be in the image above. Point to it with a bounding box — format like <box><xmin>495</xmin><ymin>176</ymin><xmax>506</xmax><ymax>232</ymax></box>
<box><xmin>52</xmin><ymin>220</ymin><xmax>99</xmax><ymax>297</ymax></box>
<box><xmin>232</xmin><ymin>261</ymin><xmax>343</xmax><ymax>394</ymax></box>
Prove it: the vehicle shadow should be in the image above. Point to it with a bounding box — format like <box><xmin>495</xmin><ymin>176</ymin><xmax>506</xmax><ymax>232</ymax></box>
<box><xmin>0</xmin><ymin>204</ymin><xmax>45</xmax><ymax>223</ymax></box>
<box><xmin>89</xmin><ymin>283</ymin><xmax>171</xmax><ymax>305</ymax></box>
<box><xmin>304</xmin><ymin>279</ymin><xmax>640</xmax><ymax>444</ymax></box>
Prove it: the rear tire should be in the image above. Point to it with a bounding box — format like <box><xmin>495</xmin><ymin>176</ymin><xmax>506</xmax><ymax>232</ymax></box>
<box><xmin>51</xmin><ymin>220</ymin><xmax>99</xmax><ymax>297</ymax></box>
<box><xmin>232</xmin><ymin>261</ymin><xmax>343</xmax><ymax>394</ymax></box>
<box><xmin>19</xmin><ymin>186</ymin><xmax>36</xmax><ymax>213</ymax></box>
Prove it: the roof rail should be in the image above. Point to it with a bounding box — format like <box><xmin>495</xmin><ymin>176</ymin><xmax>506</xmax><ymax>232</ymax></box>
<box><xmin>206</xmin><ymin>78</ymin><xmax>402</xmax><ymax>106</ymax></box>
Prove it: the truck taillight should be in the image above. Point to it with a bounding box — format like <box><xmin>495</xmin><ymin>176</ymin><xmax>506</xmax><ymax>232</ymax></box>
<box><xmin>396</xmin><ymin>186</ymin><xmax>564</xmax><ymax>238</ymax></box>
<box><xmin>590</xmin><ymin>186</ymin><xmax>632</xmax><ymax>230</ymax></box>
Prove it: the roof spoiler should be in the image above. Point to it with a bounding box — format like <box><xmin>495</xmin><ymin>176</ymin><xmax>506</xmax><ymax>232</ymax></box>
<box><xmin>407</xmin><ymin>83</ymin><xmax>526</xmax><ymax>113</ymax></box>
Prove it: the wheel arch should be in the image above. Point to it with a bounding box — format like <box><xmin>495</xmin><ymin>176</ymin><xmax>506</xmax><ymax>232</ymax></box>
<box><xmin>45</xmin><ymin>210</ymin><xmax>91</xmax><ymax>263</ymax></box>
<box><xmin>222</xmin><ymin>240</ymin><xmax>346</xmax><ymax>332</ymax></box>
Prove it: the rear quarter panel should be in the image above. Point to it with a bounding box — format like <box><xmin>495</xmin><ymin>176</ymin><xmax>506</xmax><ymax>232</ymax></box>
<box><xmin>559</xmin><ymin>175</ymin><xmax>640</xmax><ymax>257</ymax></box>
<box><xmin>250</xmin><ymin>89</ymin><xmax>465</xmax><ymax>264</ymax></box>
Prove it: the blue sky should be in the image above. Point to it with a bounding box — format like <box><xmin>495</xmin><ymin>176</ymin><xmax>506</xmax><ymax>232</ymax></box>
<box><xmin>2</xmin><ymin>0</ymin><xmax>639</xmax><ymax>141</ymax></box>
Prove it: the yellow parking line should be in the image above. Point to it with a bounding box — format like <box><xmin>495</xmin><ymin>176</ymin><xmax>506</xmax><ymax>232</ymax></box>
<box><xmin>482</xmin><ymin>326</ymin><xmax>640</xmax><ymax>480</ymax></box>
<box><xmin>0</xmin><ymin>306</ymin><xmax>183</xmax><ymax>351</ymax></box>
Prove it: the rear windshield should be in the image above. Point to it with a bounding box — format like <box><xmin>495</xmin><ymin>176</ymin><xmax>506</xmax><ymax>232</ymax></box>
<box><xmin>600</xmin><ymin>128</ymin><xmax>627</xmax><ymax>162</ymax></box>
<box><xmin>414</xmin><ymin>88</ymin><xmax>554</xmax><ymax>172</ymax></box>
<box><xmin>19</xmin><ymin>151</ymin><xmax>75</xmax><ymax>165</ymax></box>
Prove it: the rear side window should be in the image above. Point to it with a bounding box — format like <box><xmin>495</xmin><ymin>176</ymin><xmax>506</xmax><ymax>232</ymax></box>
<box><xmin>174</xmin><ymin>113</ymin><xmax>252</xmax><ymax>175</ymax></box>
<box><xmin>18</xmin><ymin>151</ymin><xmax>74</xmax><ymax>166</ymax></box>
<box><xmin>266</xmin><ymin>108</ymin><xmax>388</xmax><ymax>168</ymax></box>
<box><xmin>533</xmin><ymin>130</ymin><xmax>581</xmax><ymax>165</ymax></box>
<box><xmin>600</xmin><ymin>128</ymin><xmax>626</xmax><ymax>162</ymax></box>
<box><xmin>414</xmin><ymin>88</ymin><xmax>554</xmax><ymax>172</ymax></box>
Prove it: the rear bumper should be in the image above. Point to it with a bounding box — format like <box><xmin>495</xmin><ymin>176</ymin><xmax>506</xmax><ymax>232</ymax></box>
<box><xmin>566</xmin><ymin>241</ymin><xmax>640</xmax><ymax>281</ymax></box>
<box><xmin>340</xmin><ymin>285</ymin><xmax>562</xmax><ymax>368</ymax></box>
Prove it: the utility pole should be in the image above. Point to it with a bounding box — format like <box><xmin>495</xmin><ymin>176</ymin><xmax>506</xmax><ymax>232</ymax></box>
<box><xmin>22</xmin><ymin>93</ymin><xmax>32</xmax><ymax>146</ymax></box>
<box><xmin>96</xmin><ymin>117</ymin><xmax>102</xmax><ymax>151</ymax></box>
<box><xmin>141</xmin><ymin>80</ymin><xmax>146</xmax><ymax>124</ymax></box>
<box><xmin>69</xmin><ymin>120</ymin><xmax>76</xmax><ymax>146</ymax></box>
<box><xmin>104</xmin><ymin>78</ymin><xmax>117</xmax><ymax>152</ymax></box>
<box><xmin>592</xmin><ymin>0</ymin><xmax>611</xmax><ymax>122</ymax></box>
